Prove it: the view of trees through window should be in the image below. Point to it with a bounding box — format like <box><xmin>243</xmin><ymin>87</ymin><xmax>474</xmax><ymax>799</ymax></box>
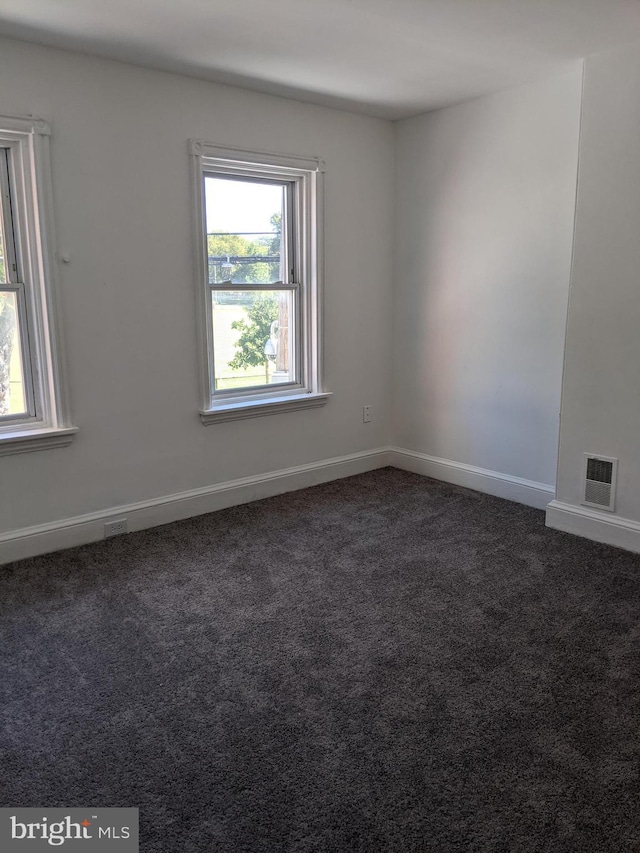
<box><xmin>208</xmin><ymin>211</ymin><xmax>282</xmax><ymax>286</ymax></box>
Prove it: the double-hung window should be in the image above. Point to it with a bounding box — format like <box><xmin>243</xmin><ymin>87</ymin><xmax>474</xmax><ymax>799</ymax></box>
<box><xmin>190</xmin><ymin>141</ymin><xmax>329</xmax><ymax>423</ymax></box>
<box><xmin>0</xmin><ymin>116</ymin><xmax>75</xmax><ymax>454</ymax></box>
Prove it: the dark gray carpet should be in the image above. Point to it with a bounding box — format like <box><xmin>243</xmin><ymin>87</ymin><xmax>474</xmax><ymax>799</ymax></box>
<box><xmin>1</xmin><ymin>467</ymin><xmax>639</xmax><ymax>852</ymax></box>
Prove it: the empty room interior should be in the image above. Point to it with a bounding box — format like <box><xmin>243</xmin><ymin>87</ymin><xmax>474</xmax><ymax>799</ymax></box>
<box><xmin>1</xmin><ymin>1</ymin><xmax>639</xmax><ymax>850</ymax></box>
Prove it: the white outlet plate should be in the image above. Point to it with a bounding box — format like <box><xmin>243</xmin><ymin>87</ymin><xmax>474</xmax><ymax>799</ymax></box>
<box><xmin>363</xmin><ymin>405</ymin><xmax>372</xmax><ymax>423</ymax></box>
<box><xmin>104</xmin><ymin>518</ymin><xmax>128</xmax><ymax>538</ymax></box>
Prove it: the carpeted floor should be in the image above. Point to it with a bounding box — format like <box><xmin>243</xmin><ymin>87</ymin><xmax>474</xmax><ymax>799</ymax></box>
<box><xmin>1</xmin><ymin>467</ymin><xmax>639</xmax><ymax>852</ymax></box>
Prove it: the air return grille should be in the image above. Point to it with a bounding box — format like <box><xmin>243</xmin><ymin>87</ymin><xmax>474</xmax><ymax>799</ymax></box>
<box><xmin>582</xmin><ymin>454</ymin><xmax>617</xmax><ymax>512</ymax></box>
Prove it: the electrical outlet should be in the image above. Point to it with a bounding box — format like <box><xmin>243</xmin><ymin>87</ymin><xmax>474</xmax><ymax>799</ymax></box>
<box><xmin>104</xmin><ymin>518</ymin><xmax>128</xmax><ymax>538</ymax></box>
<box><xmin>363</xmin><ymin>405</ymin><xmax>372</xmax><ymax>423</ymax></box>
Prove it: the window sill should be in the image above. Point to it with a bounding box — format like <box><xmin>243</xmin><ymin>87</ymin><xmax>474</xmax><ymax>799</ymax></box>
<box><xmin>0</xmin><ymin>425</ymin><xmax>78</xmax><ymax>457</ymax></box>
<box><xmin>200</xmin><ymin>392</ymin><xmax>331</xmax><ymax>425</ymax></box>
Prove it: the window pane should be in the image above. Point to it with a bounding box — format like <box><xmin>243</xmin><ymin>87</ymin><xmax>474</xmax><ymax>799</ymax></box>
<box><xmin>0</xmin><ymin>195</ymin><xmax>7</xmax><ymax>284</ymax></box>
<box><xmin>212</xmin><ymin>290</ymin><xmax>294</xmax><ymax>391</ymax></box>
<box><xmin>0</xmin><ymin>231</ymin><xmax>6</xmax><ymax>284</ymax></box>
<box><xmin>0</xmin><ymin>291</ymin><xmax>27</xmax><ymax>416</ymax></box>
<box><xmin>205</xmin><ymin>177</ymin><xmax>284</xmax><ymax>285</ymax></box>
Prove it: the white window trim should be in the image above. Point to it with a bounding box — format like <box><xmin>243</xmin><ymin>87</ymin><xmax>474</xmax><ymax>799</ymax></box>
<box><xmin>189</xmin><ymin>140</ymin><xmax>330</xmax><ymax>423</ymax></box>
<box><xmin>0</xmin><ymin>115</ymin><xmax>76</xmax><ymax>455</ymax></box>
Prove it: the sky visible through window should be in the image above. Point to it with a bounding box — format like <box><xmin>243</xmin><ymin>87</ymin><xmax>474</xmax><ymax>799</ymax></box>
<box><xmin>205</xmin><ymin>177</ymin><xmax>282</xmax><ymax>234</ymax></box>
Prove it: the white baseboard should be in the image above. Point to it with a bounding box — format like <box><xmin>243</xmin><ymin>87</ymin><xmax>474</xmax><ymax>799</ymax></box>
<box><xmin>0</xmin><ymin>447</ymin><xmax>391</xmax><ymax>565</ymax></box>
<box><xmin>545</xmin><ymin>499</ymin><xmax>640</xmax><ymax>554</ymax></box>
<box><xmin>388</xmin><ymin>447</ymin><xmax>554</xmax><ymax>510</ymax></box>
<box><xmin>0</xmin><ymin>445</ymin><xmax>563</xmax><ymax>566</ymax></box>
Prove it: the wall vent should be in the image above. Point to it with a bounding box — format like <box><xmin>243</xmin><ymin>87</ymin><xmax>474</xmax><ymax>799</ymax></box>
<box><xmin>582</xmin><ymin>454</ymin><xmax>617</xmax><ymax>512</ymax></box>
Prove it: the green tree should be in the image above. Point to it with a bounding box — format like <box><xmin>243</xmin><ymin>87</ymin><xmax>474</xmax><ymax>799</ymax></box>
<box><xmin>228</xmin><ymin>293</ymin><xmax>278</xmax><ymax>383</ymax></box>
<box><xmin>208</xmin><ymin>228</ymin><xmax>279</xmax><ymax>285</ymax></box>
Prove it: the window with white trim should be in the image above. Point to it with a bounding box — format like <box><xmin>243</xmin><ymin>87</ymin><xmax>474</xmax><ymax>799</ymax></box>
<box><xmin>190</xmin><ymin>142</ymin><xmax>329</xmax><ymax>423</ymax></box>
<box><xmin>0</xmin><ymin>116</ymin><xmax>75</xmax><ymax>455</ymax></box>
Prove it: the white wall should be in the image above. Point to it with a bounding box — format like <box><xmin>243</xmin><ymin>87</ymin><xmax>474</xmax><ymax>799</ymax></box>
<box><xmin>551</xmin><ymin>41</ymin><xmax>640</xmax><ymax>543</ymax></box>
<box><xmin>0</xmin><ymin>37</ymin><xmax>394</xmax><ymax>536</ymax></box>
<box><xmin>392</xmin><ymin>69</ymin><xmax>583</xmax><ymax>495</ymax></box>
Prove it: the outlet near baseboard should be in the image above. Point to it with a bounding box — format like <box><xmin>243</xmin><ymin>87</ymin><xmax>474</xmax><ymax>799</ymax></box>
<box><xmin>104</xmin><ymin>518</ymin><xmax>128</xmax><ymax>538</ymax></box>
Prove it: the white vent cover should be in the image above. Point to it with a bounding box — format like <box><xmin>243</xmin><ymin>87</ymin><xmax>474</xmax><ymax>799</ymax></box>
<box><xmin>582</xmin><ymin>454</ymin><xmax>618</xmax><ymax>512</ymax></box>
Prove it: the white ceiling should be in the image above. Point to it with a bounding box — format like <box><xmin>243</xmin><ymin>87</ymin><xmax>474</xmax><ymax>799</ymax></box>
<box><xmin>2</xmin><ymin>0</ymin><xmax>640</xmax><ymax>120</ymax></box>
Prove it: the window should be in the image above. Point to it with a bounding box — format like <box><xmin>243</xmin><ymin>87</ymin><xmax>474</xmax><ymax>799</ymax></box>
<box><xmin>190</xmin><ymin>141</ymin><xmax>329</xmax><ymax>423</ymax></box>
<box><xmin>0</xmin><ymin>116</ymin><xmax>75</xmax><ymax>454</ymax></box>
